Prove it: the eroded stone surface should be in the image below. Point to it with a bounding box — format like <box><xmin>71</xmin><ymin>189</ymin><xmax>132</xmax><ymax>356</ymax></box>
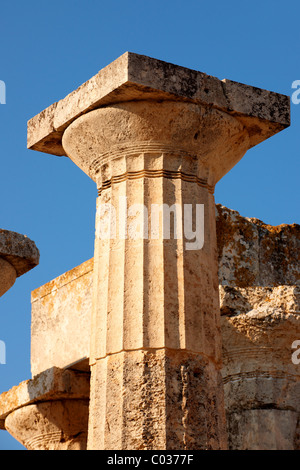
<box><xmin>88</xmin><ymin>349</ymin><xmax>226</xmax><ymax>450</ymax></box>
<box><xmin>62</xmin><ymin>98</ymin><xmax>260</xmax><ymax>449</ymax></box>
<box><xmin>216</xmin><ymin>204</ymin><xmax>300</xmax><ymax>287</ymax></box>
<box><xmin>62</xmin><ymin>101</ymin><xmax>250</xmax><ymax>186</ymax></box>
<box><xmin>0</xmin><ymin>367</ymin><xmax>90</xmax><ymax>430</ymax></box>
<box><xmin>218</xmin><ymin>205</ymin><xmax>300</xmax><ymax>450</ymax></box>
<box><xmin>31</xmin><ymin>258</ymin><xmax>93</xmax><ymax>376</ymax></box>
<box><xmin>227</xmin><ymin>410</ymin><xmax>299</xmax><ymax>450</ymax></box>
<box><xmin>0</xmin><ymin>257</ymin><xmax>16</xmax><ymax>297</ymax></box>
<box><xmin>28</xmin><ymin>52</ymin><xmax>290</xmax><ymax>157</ymax></box>
<box><xmin>0</xmin><ymin>229</ymin><xmax>40</xmax><ymax>278</ymax></box>
<box><xmin>5</xmin><ymin>400</ymin><xmax>89</xmax><ymax>450</ymax></box>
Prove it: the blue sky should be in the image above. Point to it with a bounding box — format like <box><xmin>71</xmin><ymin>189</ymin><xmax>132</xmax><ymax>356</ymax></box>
<box><xmin>0</xmin><ymin>0</ymin><xmax>299</xmax><ymax>449</ymax></box>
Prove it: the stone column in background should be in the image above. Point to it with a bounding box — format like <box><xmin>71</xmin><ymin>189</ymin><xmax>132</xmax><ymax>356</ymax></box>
<box><xmin>0</xmin><ymin>368</ymin><xmax>90</xmax><ymax>450</ymax></box>
<box><xmin>0</xmin><ymin>229</ymin><xmax>39</xmax><ymax>297</ymax></box>
<box><xmin>27</xmin><ymin>52</ymin><xmax>290</xmax><ymax>450</ymax></box>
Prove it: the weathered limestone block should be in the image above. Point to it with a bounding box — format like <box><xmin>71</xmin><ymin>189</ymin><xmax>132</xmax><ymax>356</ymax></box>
<box><xmin>0</xmin><ymin>229</ymin><xmax>39</xmax><ymax>297</ymax></box>
<box><xmin>0</xmin><ymin>367</ymin><xmax>90</xmax><ymax>450</ymax></box>
<box><xmin>26</xmin><ymin>208</ymin><xmax>299</xmax><ymax>379</ymax></box>
<box><xmin>90</xmin><ymin>349</ymin><xmax>225</xmax><ymax>450</ymax></box>
<box><xmin>27</xmin><ymin>52</ymin><xmax>289</xmax><ymax>158</ymax></box>
<box><xmin>217</xmin><ymin>205</ymin><xmax>300</xmax><ymax>450</ymax></box>
<box><xmin>31</xmin><ymin>258</ymin><xmax>93</xmax><ymax>376</ymax></box>
<box><xmin>0</xmin><ymin>257</ymin><xmax>16</xmax><ymax>298</ymax></box>
<box><xmin>64</xmin><ymin>100</ymin><xmax>234</xmax><ymax>450</ymax></box>
<box><xmin>216</xmin><ymin>204</ymin><xmax>300</xmax><ymax>287</ymax></box>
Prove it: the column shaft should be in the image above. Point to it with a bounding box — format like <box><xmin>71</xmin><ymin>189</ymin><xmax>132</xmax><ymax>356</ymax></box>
<box><xmin>88</xmin><ymin>153</ymin><xmax>225</xmax><ymax>449</ymax></box>
<box><xmin>62</xmin><ymin>100</ymin><xmax>250</xmax><ymax>450</ymax></box>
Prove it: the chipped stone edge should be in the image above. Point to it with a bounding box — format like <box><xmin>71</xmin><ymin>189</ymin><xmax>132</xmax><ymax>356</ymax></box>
<box><xmin>31</xmin><ymin>258</ymin><xmax>93</xmax><ymax>303</ymax></box>
<box><xmin>0</xmin><ymin>230</ymin><xmax>40</xmax><ymax>277</ymax></box>
<box><xmin>0</xmin><ymin>367</ymin><xmax>90</xmax><ymax>430</ymax></box>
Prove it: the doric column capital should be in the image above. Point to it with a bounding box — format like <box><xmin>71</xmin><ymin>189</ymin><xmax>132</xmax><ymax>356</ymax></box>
<box><xmin>62</xmin><ymin>100</ymin><xmax>250</xmax><ymax>189</ymax></box>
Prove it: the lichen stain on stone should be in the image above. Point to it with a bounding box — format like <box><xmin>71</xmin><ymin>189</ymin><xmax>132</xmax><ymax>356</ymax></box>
<box><xmin>216</xmin><ymin>205</ymin><xmax>300</xmax><ymax>288</ymax></box>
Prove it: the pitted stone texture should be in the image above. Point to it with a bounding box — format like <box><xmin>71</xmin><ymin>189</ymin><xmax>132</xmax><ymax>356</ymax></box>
<box><xmin>0</xmin><ymin>367</ymin><xmax>90</xmax><ymax>430</ymax></box>
<box><xmin>88</xmin><ymin>165</ymin><xmax>222</xmax><ymax>365</ymax></box>
<box><xmin>216</xmin><ymin>205</ymin><xmax>300</xmax><ymax>287</ymax></box>
<box><xmin>220</xmin><ymin>285</ymin><xmax>300</xmax><ymax>318</ymax></box>
<box><xmin>0</xmin><ymin>257</ymin><xmax>16</xmax><ymax>297</ymax></box>
<box><xmin>87</xmin><ymin>175</ymin><xmax>227</xmax><ymax>448</ymax></box>
<box><xmin>217</xmin><ymin>206</ymin><xmax>300</xmax><ymax>449</ymax></box>
<box><xmin>31</xmin><ymin>259</ymin><xmax>93</xmax><ymax>376</ymax></box>
<box><xmin>5</xmin><ymin>400</ymin><xmax>89</xmax><ymax>450</ymax></box>
<box><xmin>88</xmin><ymin>349</ymin><xmax>227</xmax><ymax>450</ymax></box>
<box><xmin>62</xmin><ymin>101</ymin><xmax>250</xmax><ymax>186</ymax></box>
<box><xmin>28</xmin><ymin>52</ymin><xmax>290</xmax><ymax>157</ymax></box>
<box><xmin>0</xmin><ymin>229</ymin><xmax>40</xmax><ymax>278</ymax></box>
<box><xmin>220</xmin><ymin>285</ymin><xmax>300</xmax><ymax>450</ymax></box>
<box><xmin>227</xmin><ymin>410</ymin><xmax>299</xmax><ymax>450</ymax></box>
<box><xmin>62</xmin><ymin>100</ymin><xmax>237</xmax><ymax>450</ymax></box>
<box><xmin>26</xmin><ymin>208</ymin><xmax>300</xmax><ymax>378</ymax></box>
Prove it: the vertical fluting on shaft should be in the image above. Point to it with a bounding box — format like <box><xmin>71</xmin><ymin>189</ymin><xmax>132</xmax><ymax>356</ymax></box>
<box><xmin>62</xmin><ymin>100</ymin><xmax>250</xmax><ymax>450</ymax></box>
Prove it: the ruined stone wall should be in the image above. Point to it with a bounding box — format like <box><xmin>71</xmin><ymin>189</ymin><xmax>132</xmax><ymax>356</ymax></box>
<box><xmin>216</xmin><ymin>204</ymin><xmax>300</xmax><ymax>450</ymax></box>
